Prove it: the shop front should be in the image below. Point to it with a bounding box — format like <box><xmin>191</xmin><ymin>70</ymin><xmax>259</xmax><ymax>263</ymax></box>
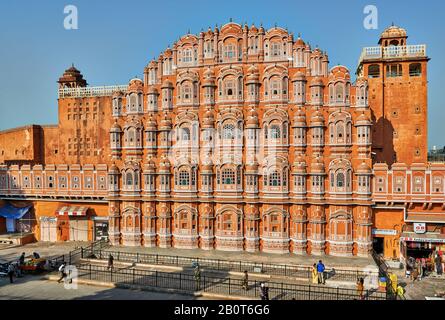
<box><xmin>57</xmin><ymin>206</ymin><xmax>89</xmax><ymax>241</ymax></box>
<box><xmin>93</xmin><ymin>216</ymin><xmax>109</xmax><ymax>241</ymax></box>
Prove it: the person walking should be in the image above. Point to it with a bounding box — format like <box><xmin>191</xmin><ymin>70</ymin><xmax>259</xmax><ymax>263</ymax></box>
<box><xmin>317</xmin><ymin>260</ymin><xmax>326</xmax><ymax>285</ymax></box>
<box><xmin>7</xmin><ymin>263</ymin><xmax>15</xmax><ymax>284</ymax></box>
<box><xmin>57</xmin><ymin>263</ymin><xmax>67</xmax><ymax>283</ymax></box>
<box><xmin>311</xmin><ymin>263</ymin><xmax>319</xmax><ymax>284</ymax></box>
<box><xmin>260</xmin><ymin>282</ymin><xmax>269</xmax><ymax>300</ymax></box>
<box><xmin>19</xmin><ymin>252</ymin><xmax>26</xmax><ymax>266</ymax></box>
<box><xmin>435</xmin><ymin>254</ymin><xmax>443</xmax><ymax>276</ymax></box>
<box><xmin>421</xmin><ymin>258</ymin><xmax>427</xmax><ymax>278</ymax></box>
<box><xmin>416</xmin><ymin>259</ymin><xmax>422</xmax><ymax>281</ymax></box>
<box><xmin>107</xmin><ymin>254</ymin><xmax>114</xmax><ymax>271</ymax></box>
<box><xmin>356</xmin><ymin>277</ymin><xmax>365</xmax><ymax>300</ymax></box>
<box><xmin>194</xmin><ymin>265</ymin><xmax>201</xmax><ymax>291</ymax></box>
<box><xmin>242</xmin><ymin>270</ymin><xmax>249</xmax><ymax>291</ymax></box>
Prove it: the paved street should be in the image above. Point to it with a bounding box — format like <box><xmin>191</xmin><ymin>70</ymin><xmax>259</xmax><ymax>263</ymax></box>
<box><xmin>0</xmin><ymin>275</ymin><xmax>198</xmax><ymax>300</ymax></box>
<box><xmin>389</xmin><ymin>268</ymin><xmax>445</xmax><ymax>300</ymax></box>
<box><xmin>0</xmin><ymin>241</ymin><xmax>87</xmax><ymax>263</ymax></box>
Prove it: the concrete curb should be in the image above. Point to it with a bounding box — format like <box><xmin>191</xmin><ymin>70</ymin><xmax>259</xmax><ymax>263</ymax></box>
<box><xmin>43</xmin><ymin>274</ymin><xmax>257</xmax><ymax>300</ymax></box>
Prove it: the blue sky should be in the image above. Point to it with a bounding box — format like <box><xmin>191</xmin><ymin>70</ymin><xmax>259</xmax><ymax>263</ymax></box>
<box><xmin>0</xmin><ymin>0</ymin><xmax>444</xmax><ymax>148</ymax></box>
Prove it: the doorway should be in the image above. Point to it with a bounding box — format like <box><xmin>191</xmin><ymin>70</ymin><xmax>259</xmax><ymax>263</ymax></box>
<box><xmin>373</xmin><ymin>237</ymin><xmax>384</xmax><ymax>254</ymax></box>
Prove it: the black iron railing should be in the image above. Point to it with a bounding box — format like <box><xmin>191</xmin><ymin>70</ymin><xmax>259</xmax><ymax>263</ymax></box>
<box><xmin>82</xmin><ymin>248</ymin><xmax>378</xmax><ymax>283</ymax></box>
<box><xmin>75</xmin><ymin>263</ymin><xmax>387</xmax><ymax>300</ymax></box>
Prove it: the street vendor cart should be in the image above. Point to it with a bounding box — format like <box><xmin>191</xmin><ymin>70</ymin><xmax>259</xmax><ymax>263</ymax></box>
<box><xmin>19</xmin><ymin>258</ymin><xmax>46</xmax><ymax>274</ymax></box>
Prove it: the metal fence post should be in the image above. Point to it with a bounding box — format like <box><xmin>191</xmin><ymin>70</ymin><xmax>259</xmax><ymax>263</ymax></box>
<box><xmin>99</xmin><ymin>250</ymin><xmax>102</xmax><ymax>260</ymax></box>
<box><xmin>179</xmin><ymin>273</ymin><xmax>182</xmax><ymax>289</ymax></box>
<box><xmin>228</xmin><ymin>278</ymin><xmax>231</xmax><ymax>295</ymax></box>
<box><xmin>89</xmin><ymin>264</ymin><xmax>92</xmax><ymax>280</ymax></box>
<box><xmin>133</xmin><ymin>268</ymin><xmax>135</xmax><ymax>284</ymax></box>
<box><xmin>337</xmin><ymin>287</ymin><xmax>339</xmax><ymax>300</ymax></box>
<box><xmin>155</xmin><ymin>271</ymin><xmax>158</xmax><ymax>287</ymax></box>
<box><xmin>284</xmin><ymin>265</ymin><xmax>287</xmax><ymax>276</ymax></box>
<box><xmin>156</xmin><ymin>254</ymin><xmax>159</xmax><ymax>265</ymax></box>
<box><xmin>176</xmin><ymin>256</ymin><xmax>179</xmax><ymax>266</ymax></box>
<box><xmin>81</xmin><ymin>247</ymin><xmax>83</xmax><ymax>258</ymax></box>
<box><xmin>118</xmin><ymin>251</ymin><xmax>120</xmax><ymax>261</ymax></box>
<box><xmin>136</xmin><ymin>252</ymin><xmax>139</xmax><ymax>264</ymax></box>
<box><xmin>308</xmin><ymin>285</ymin><xmax>311</xmax><ymax>300</ymax></box>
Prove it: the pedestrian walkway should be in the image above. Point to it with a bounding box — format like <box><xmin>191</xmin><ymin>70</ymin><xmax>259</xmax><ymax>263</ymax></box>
<box><xmin>106</xmin><ymin>245</ymin><xmax>376</xmax><ymax>271</ymax></box>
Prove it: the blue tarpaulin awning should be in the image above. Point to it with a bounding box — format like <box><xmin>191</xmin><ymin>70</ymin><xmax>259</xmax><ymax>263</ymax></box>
<box><xmin>0</xmin><ymin>203</ymin><xmax>32</xmax><ymax>219</ymax></box>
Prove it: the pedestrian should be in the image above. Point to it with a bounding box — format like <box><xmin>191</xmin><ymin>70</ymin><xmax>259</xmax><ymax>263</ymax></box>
<box><xmin>194</xmin><ymin>265</ymin><xmax>201</xmax><ymax>291</ymax></box>
<box><xmin>416</xmin><ymin>259</ymin><xmax>422</xmax><ymax>281</ymax></box>
<box><xmin>19</xmin><ymin>252</ymin><xmax>26</xmax><ymax>266</ymax></box>
<box><xmin>311</xmin><ymin>263</ymin><xmax>319</xmax><ymax>284</ymax></box>
<box><xmin>242</xmin><ymin>270</ymin><xmax>249</xmax><ymax>291</ymax></box>
<box><xmin>396</xmin><ymin>285</ymin><xmax>406</xmax><ymax>300</ymax></box>
<box><xmin>107</xmin><ymin>254</ymin><xmax>114</xmax><ymax>271</ymax></box>
<box><xmin>57</xmin><ymin>263</ymin><xmax>67</xmax><ymax>283</ymax></box>
<box><xmin>435</xmin><ymin>254</ymin><xmax>443</xmax><ymax>275</ymax></box>
<box><xmin>356</xmin><ymin>277</ymin><xmax>364</xmax><ymax>300</ymax></box>
<box><xmin>421</xmin><ymin>258</ymin><xmax>427</xmax><ymax>278</ymax></box>
<box><xmin>411</xmin><ymin>268</ymin><xmax>418</xmax><ymax>282</ymax></box>
<box><xmin>317</xmin><ymin>260</ymin><xmax>325</xmax><ymax>284</ymax></box>
<box><xmin>7</xmin><ymin>263</ymin><xmax>14</xmax><ymax>284</ymax></box>
<box><xmin>260</xmin><ymin>282</ymin><xmax>269</xmax><ymax>300</ymax></box>
<box><xmin>33</xmin><ymin>252</ymin><xmax>40</xmax><ymax>259</ymax></box>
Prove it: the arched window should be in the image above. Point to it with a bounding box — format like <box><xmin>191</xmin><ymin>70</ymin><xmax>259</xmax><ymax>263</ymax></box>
<box><xmin>183</xmin><ymin>49</ymin><xmax>193</xmax><ymax>63</ymax></box>
<box><xmin>336</xmin><ymin>172</ymin><xmax>344</xmax><ymax>188</ymax></box>
<box><xmin>222</xmin><ymin>123</ymin><xmax>235</xmax><ymax>140</ymax></box>
<box><xmin>270</xmin><ymin>125</ymin><xmax>281</xmax><ymax>139</ymax></box>
<box><xmin>269</xmin><ymin>170</ymin><xmax>281</xmax><ymax>186</ymax></box>
<box><xmin>179</xmin><ymin>127</ymin><xmax>190</xmax><ymax>141</ymax></box>
<box><xmin>335</xmin><ymin>83</ymin><xmax>343</xmax><ymax>103</ymax></box>
<box><xmin>222</xmin><ymin>168</ymin><xmax>235</xmax><ymax>185</ymax></box>
<box><xmin>182</xmin><ymin>84</ymin><xmax>191</xmax><ymax>101</ymax></box>
<box><xmin>225</xmin><ymin>79</ymin><xmax>234</xmax><ymax>97</ymax></box>
<box><xmin>179</xmin><ymin>170</ymin><xmax>190</xmax><ymax>186</ymax></box>
<box><xmin>126</xmin><ymin>172</ymin><xmax>133</xmax><ymax>186</ymax></box>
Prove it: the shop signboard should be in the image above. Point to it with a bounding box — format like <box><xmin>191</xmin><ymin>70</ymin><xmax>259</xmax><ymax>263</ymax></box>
<box><xmin>400</xmin><ymin>236</ymin><xmax>445</xmax><ymax>243</ymax></box>
<box><xmin>414</xmin><ymin>223</ymin><xmax>426</xmax><ymax>234</ymax></box>
<box><xmin>372</xmin><ymin>229</ymin><xmax>397</xmax><ymax>236</ymax></box>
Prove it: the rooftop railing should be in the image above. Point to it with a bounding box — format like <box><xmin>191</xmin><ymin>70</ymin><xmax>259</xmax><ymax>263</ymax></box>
<box><xmin>58</xmin><ymin>85</ymin><xmax>128</xmax><ymax>99</ymax></box>
<box><xmin>358</xmin><ymin>44</ymin><xmax>427</xmax><ymax>64</ymax></box>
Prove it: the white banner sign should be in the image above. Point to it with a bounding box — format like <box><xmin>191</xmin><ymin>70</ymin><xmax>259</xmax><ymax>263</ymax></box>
<box><xmin>372</xmin><ymin>229</ymin><xmax>397</xmax><ymax>236</ymax></box>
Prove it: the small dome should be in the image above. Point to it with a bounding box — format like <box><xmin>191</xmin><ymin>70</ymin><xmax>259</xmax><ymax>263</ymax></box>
<box><xmin>159</xmin><ymin>112</ymin><xmax>172</xmax><ymax>130</ymax></box>
<box><xmin>147</xmin><ymin>86</ymin><xmax>159</xmax><ymax>95</ymax></box>
<box><xmin>109</xmin><ymin>163</ymin><xmax>119</xmax><ymax>174</ymax></box>
<box><xmin>200</xmin><ymin>163</ymin><xmax>214</xmax><ymax>172</ymax></box>
<box><xmin>310</xmin><ymin>77</ymin><xmax>324</xmax><ymax>87</ymax></box>
<box><xmin>311</xmin><ymin>156</ymin><xmax>325</xmax><ymax>173</ymax></box>
<box><xmin>380</xmin><ymin>25</ymin><xmax>407</xmax><ymax>40</ymax></box>
<box><xmin>112</xmin><ymin>90</ymin><xmax>124</xmax><ymax>98</ymax></box>
<box><xmin>356</xmin><ymin>112</ymin><xmax>371</xmax><ymax>125</ymax></box>
<box><xmin>357</xmin><ymin>161</ymin><xmax>372</xmax><ymax>174</ymax></box>
<box><xmin>245</xmin><ymin>162</ymin><xmax>259</xmax><ymax>172</ymax></box>
<box><xmin>295</xmin><ymin>36</ymin><xmax>305</xmax><ymax>47</ymax></box>
<box><xmin>128</xmin><ymin>78</ymin><xmax>143</xmax><ymax>92</ymax></box>
<box><xmin>310</xmin><ymin>109</ymin><xmax>324</xmax><ymax>126</ymax></box>
<box><xmin>145</xmin><ymin>114</ymin><xmax>157</xmax><ymax>130</ymax></box>
<box><xmin>161</xmin><ymin>79</ymin><xmax>174</xmax><ymax>89</ymax></box>
<box><xmin>159</xmin><ymin>154</ymin><xmax>171</xmax><ymax>171</ymax></box>
<box><xmin>110</xmin><ymin>121</ymin><xmax>122</xmax><ymax>132</ymax></box>
<box><xmin>291</xmin><ymin>71</ymin><xmax>306</xmax><ymax>82</ymax></box>
<box><xmin>246</xmin><ymin>107</ymin><xmax>259</xmax><ymax>127</ymax></box>
<box><xmin>293</xmin><ymin>108</ymin><xmax>306</xmax><ymax>127</ymax></box>
<box><xmin>293</xmin><ymin>155</ymin><xmax>307</xmax><ymax>173</ymax></box>
<box><xmin>144</xmin><ymin>156</ymin><xmax>156</xmax><ymax>172</ymax></box>
<box><xmin>203</xmin><ymin>108</ymin><xmax>215</xmax><ymax>127</ymax></box>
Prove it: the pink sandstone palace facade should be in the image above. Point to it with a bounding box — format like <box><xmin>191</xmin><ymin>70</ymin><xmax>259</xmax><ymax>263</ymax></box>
<box><xmin>0</xmin><ymin>22</ymin><xmax>444</xmax><ymax>260</ymax></box>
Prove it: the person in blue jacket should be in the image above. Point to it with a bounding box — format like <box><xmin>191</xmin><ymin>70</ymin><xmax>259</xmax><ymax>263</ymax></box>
<box><xmin>317</xmin><ymin>260</ymin><xmax>326</xmax><ymax>284</ymax></box>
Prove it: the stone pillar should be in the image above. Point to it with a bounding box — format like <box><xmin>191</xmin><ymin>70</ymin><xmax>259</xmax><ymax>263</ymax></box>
<box><xmin>157</xmin><ymin>202</ymin><xmax>172</xmax><ymax>248</ymax></box>
<box><xmin>142</xmin><ymin>202</ymin><xmax>157</xmax><ymax>248</ymax></box>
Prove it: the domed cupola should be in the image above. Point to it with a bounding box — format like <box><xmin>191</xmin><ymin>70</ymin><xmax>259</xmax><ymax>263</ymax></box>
<box><xmin>293</xmin><ymin>107</ymin><xmax>307</xmax><ymax>127</ymax></box>
<box><xmin>310</xmin><ymin>155</ymin><xmax>325</xmax><ymax>174</ymax></box>
<box><xmin>310</xmin><ymin>108</ymin><xmax>325</xmax><ymax>126</ymax></box>
<box><xmin>246</xmin><ymin>107</ymin><xmax>259</xmax><ymax>128</ymax></box>
<box><xmin>379</xmin><ymin>24</ymin><xmax>408</xmax><ymax>47</ymax></box>
<box><xmin>203</xmin><ymin>107</ymin><xmax>215</xmax><ymax>128</ymax></box>
<box><xmin>159</xmin><ymin>112</ymin><xmax>172</xmax><ymax>130</ymax></box>
<box><xmin>58</xmin><ymin>64</ymin><xmax>88</xmax><ymax>89</ymax></box>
